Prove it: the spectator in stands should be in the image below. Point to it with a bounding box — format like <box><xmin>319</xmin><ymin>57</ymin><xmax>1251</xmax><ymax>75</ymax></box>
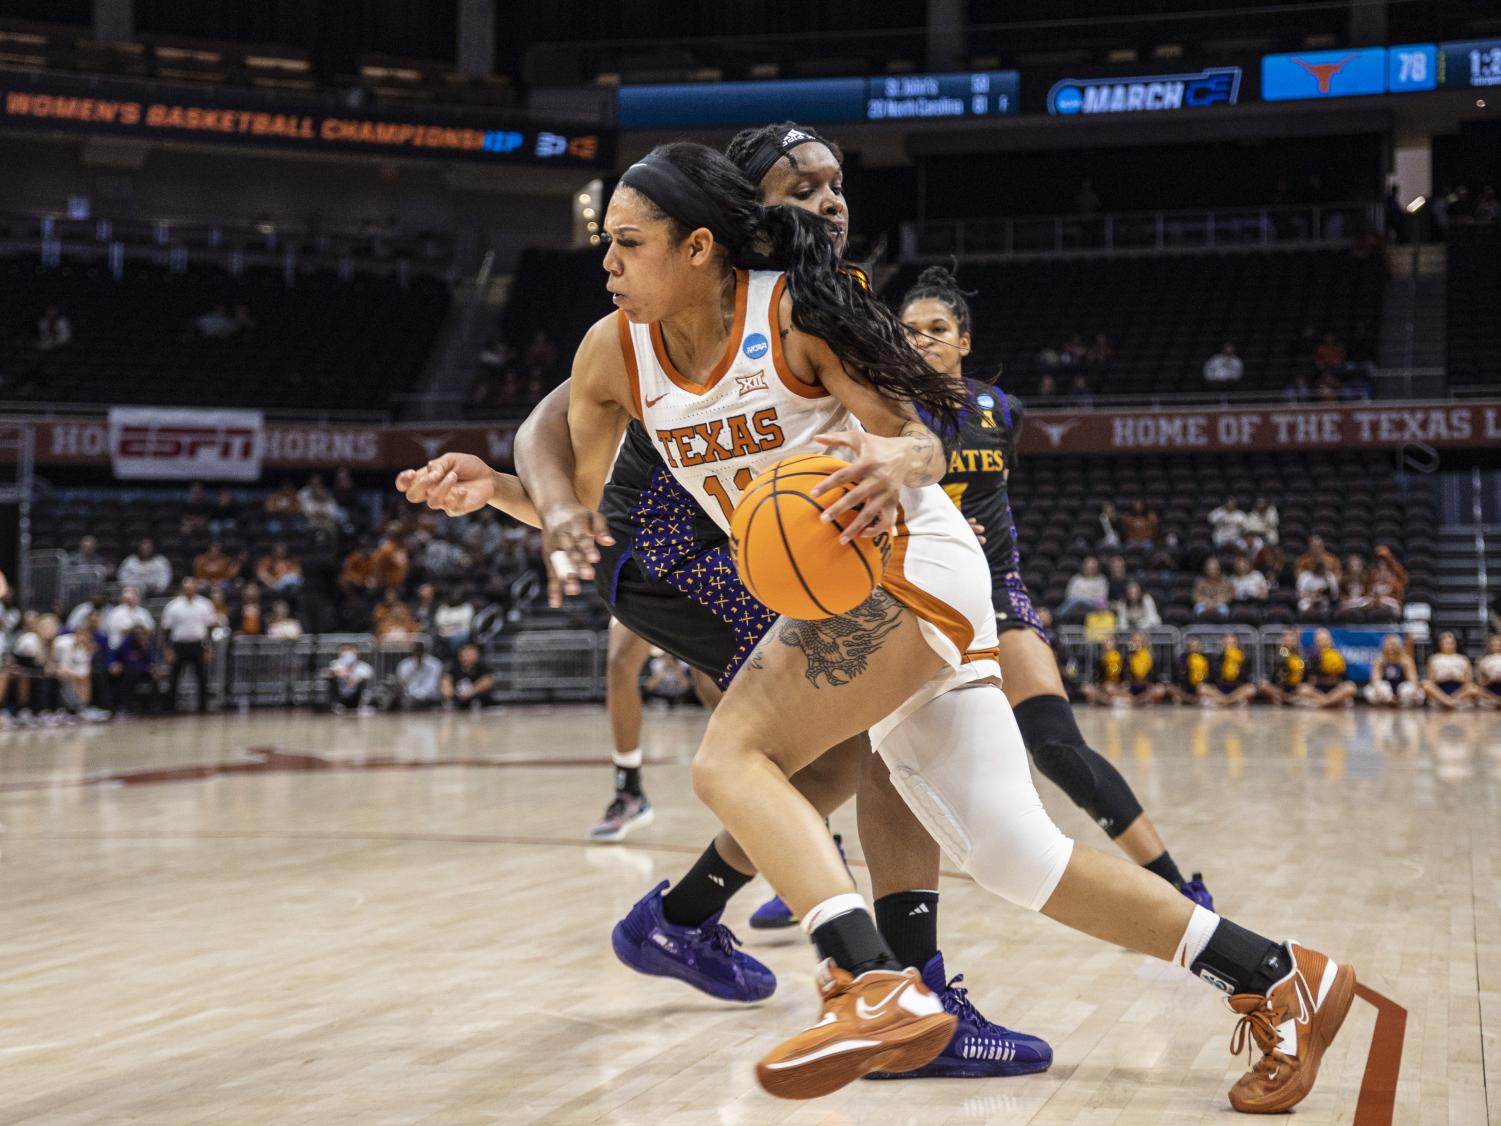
<box><xmin>340</xmin><ymin>538</ymin><xmax>376</xmax><ymax>597</ymax></box>
<box><xmin>161</xmin><ymin>577</ymin><xmax>217</xmax><ymax>715</ymax></box>
<box><xmin>181</xmin><ymin>481</ymin><xmax>213</xmax><ymax>533</ymax></box>
<box><xmin>1067</xmin><ymin>373</ymin><xmax>1094</xmax><ymax>408</ymax></box>
<box><xmin>463</xmin><ymin>509</ymin><xmax>504</xmax><ymax>559</ymax></box>
<box><xmin>266</xmin><ymin>600</ymin><xmax>303</xmax><ymax>640</ymax></box>
<box><xmin>1095</xmin><ymin>502</ymin><xmax>1122</xmax><ymax>552</ymax></box>
<box><xmin>194</xmin><ymin>303</ymin><xmax>238</xmax><ymax>340</ymax></box>
<box><xmin>1259</xmin><ymin>627</ymin><xmax>1307</xmax><ymax>705</ymax></box>
<box><xmin>1198</xmin><ymin>633</ymin><xmax>1256</xmax><ymax>707</ymax></box>
<box><xmin>372</xmin><ymin>525</ymin><xmax>409</xmax><ymax>591</ymax></box>
<box><xmin>323</xmin><ymin>642</ymin><xmax>374</xmax><ymax>715</ymax></box>
<box><xmin>421</xmin><ymin>529</ymin><xmax>470</xmax><ymax>582</ymax></box>
<box><xmin>234</xmin><ymin>582</ymin><xmax>264</xmax><ymax>635</ymax></box>
<box><xmin>1228</xmin><ymin>555</ymin><xmax>1269</xmax><ymax>616</ymax></box>
<box><xmin>524</xmin><ymin>329</ymin><xmax>557</xmax><ymax>383</ymax></box>
<box><xmin>264</xmin><ymin>482</ymin><xmax>302</xmax><ymax>533</ymax></box>
<box><xmin>1365</xmin><ymin>545</ymin><xmax>1407</xmax><ymax>621</ymax></box>
<box><xmin>66</xmin><ymin>588</ymin><xmax>110</xmax><ymax>631</ymax></box>
<box><xmin>644</xmin><ymin>652</ymin><xmax>695</xmax><ymax>705</ymax></box>
<box><xmin>331</xmin><ymin>467</ymin><xmax>362</xmax><ymax>525</ymax></box>
<box><xmin>1104</xmin><ymin>554</ymin><xmax>1130</xmax><ymax>602</ymax></box>
<box><xmin>1422</xmin><ymin>631</ymin><xmax>1484</xmax><ymax>710</ymax></box>
<box><xmin>391</xmin><ymin>640</ymin><xmax>444</xmax><ymax>710</ymax></box>
<box><xmin>67</xmin><ymin>534</ymin><xmax>103</xmax><ymax>569</ymax></box>
<box><xmin>298</xmin><ymin>475</ymin><xmax>341</xmax><ymax>531</ymax></box>
<box><xmin>1193</xmin><ymin>557</ymin><xmax>1233</xmax><ymax>621</ymax></box>
<box><xmin>104</xmin><ymin>586</ymin><xmax>154</xmax><ymax>649</ymax></box>
<box><xmin>1476</xmin><ymin>635</ymin><xmax>1501</xmax><ymax>708</ymax></box>
<box><xmin>1086</xmin><ymin>333</ymin><xmax>1114</xmax><ymax>371</ymax></box>
<box><xmin>1296</xmin><ymin>534</ymin><xmax>1341</xmax><ymax>579</ymax></box>
<box><xmin>1072</xmin><ymin>178</ymin><xmax>1101</xmax><ymax>216</ymax></box>
<box><xmin>1114</xmin><ymin>581</ymin><xmax>1161</xmax><ymax>629</ymax></box>
<box><xmin>441</xmin><ymin>642</ymin><xmax>494</xmax><ymax>711</ymax></box>
<box><xmin>412</xmin><ymin>582</ymin><xmax>438</xmax><ymax>635</ymax></box>
<box><xmin>1208</xmin><ymin>496</ymin><xmax>1248</xmax><ymax>552</ymax></box>
<box><xmin>36</xmin><ymin>305</ymin><xmax>72</xmax><ymax>350</ymax></box>
<box><xmin>1335</xmin><ymin>554</ymin><xmax>1373</xmax><ymax>621</ymax></box>
<box><xmin>1244</xmin><ymin>497</ymin><xmax>1280</xmax><ymax>562</ymax></box>
<box><xmin>1202</xmin><ymin>342</ymin><xmax>1244</xmax><ymax>385</ymax></box>
<box><xmin>1120</xmin><ymin>499</ymin><xmax>1157</xmax><ymax>551</ymax></box>
<box><xmin>1296</xmin><ymin>628</ymin><xmax>1356</xmax><ymax>708</ymax></box>
<box><xmin>1084</xmin><ymin>631</ymin><xmax>1164</xmax><ymax>707</ymax></box>
<box><xmin>193</xmin><ymin>541</ymin><xmax>242</xmax><ymax>589</ymax></box>
<box><xmin>1056</xmin><ymin>555</ymin><xmax>1110</xmax><ymax>622</ymax></box>
<box><xmin>434</xmin><ymin>588</ymin><xmax>474</xmax><ymax>655</ymax></box>
<box><xmin>1034</xmin><ymin>372</ymin><xmax>1059</xmax><ymax>399</ymax></box>
<box><xmin>207</xmin><ymin>588</ymin><xmax>231</xmax><ymax>629</ymax></box>
<box><xmin>255</xmin><ymin>542</ymin><xmax>304</xmax><ymax>596</ymax></box>
<box><xmin>1314</xmin><ymin>332</ymin><xmax>1346</xmax><ymax>374</ymax></box>
<box><xmin>118</xmin><ymin>538</ymin><xmax>172</xmax><ymax>595</ymax></box>
<box><xmin>1296</xmin><ymin>556</ymin><xmax>1339</xmax><ymax>620</ymax></box>
<box><xmin>373</xmin><ymin>588</ymin><xmax>419</xmax><ymax>640</ymax></box>
<box><xmin>8</xmin><ymin>613</ymin><xmax>58</xmax><ymax>718</ymax></box>
<box><xmin>1363</xmin><ymin>635</ymin><xmax>1422</xmax><ymax>708</ymax></box>
<box><xmin>109</xmin><ymin>623</ymin><xmax>163</xmax><ymax>715</ymax></box>
<box><xmin>209</xmin><ymin>487</ymin><xmax>239</xmax><ymax>536</ymax></box>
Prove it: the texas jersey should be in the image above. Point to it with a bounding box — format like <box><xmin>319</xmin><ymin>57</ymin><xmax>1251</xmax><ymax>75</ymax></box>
<box><xmin>621</xmin><ymin>268</ymin><xmax>849</xmax><ymax>536</ymax></box>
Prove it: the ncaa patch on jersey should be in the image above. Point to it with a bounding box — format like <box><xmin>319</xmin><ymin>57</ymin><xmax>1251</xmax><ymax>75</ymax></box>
<box><xmin>976</xmin><ymin>393</ymin><xmax>996</xmax><ymax>409</ymax></box>
<box><xmin>742</xmin><ymin>332</ymin><xmax>770</xmax><ymax>360</ymax></box>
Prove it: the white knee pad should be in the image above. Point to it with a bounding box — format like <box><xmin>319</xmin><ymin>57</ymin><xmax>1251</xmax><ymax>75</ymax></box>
<box><xmin>877</xmin><ymin>683</ymin><xmax>1074</xmax><ymax>912</ymax></box>
<box><xmin>1363</xmin><ymin>681</ymin><xmax>1393</xmax><ymax>705</ymax></box>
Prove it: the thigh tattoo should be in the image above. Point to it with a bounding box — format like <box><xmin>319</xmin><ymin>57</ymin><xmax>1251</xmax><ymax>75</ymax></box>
<box><xmin>748</xmin><ymin>589</ymin><xmax>905</xmax><ymax>688</ymax></box>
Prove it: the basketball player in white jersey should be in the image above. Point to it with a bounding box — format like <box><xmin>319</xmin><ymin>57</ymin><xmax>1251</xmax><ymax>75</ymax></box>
<box><xmin>507</xmin><ymin>142</ymin><xmax>1357</xmax><ymax>1110</ymax></box>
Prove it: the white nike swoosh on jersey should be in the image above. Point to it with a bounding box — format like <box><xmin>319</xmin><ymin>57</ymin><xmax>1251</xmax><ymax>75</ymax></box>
<box><xmin>764</xmin><ymin>1039</ymin><xmax>882</xmax><ymax>1070</ymax></box>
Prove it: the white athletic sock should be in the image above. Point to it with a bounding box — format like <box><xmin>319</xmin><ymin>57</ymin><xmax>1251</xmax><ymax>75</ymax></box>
<box><xmin>800</xmin><ymin>892</ymin><xmax>869</xmax><ymax>938</ymax></box>
<box><xmin>1172</xmin><ymin>903</ymin><xmax>1220</xmax><ymax>970</ymax></box>
<box><xmin>611</xmin><ymin>748</ymin><xmax>643</xmax><ymax>768</ymax></box>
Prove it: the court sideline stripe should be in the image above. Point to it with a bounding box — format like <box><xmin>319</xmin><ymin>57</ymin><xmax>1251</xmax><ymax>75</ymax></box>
<box><xmin>1352</xmin><ymin>984</ymin><xmax>1406</xmax><ymax>1126</ymax></box>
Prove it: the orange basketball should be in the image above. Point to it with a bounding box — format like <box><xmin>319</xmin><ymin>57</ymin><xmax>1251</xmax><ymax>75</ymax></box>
<box><xmin>730</xmin><ymin>453</ymin><xmax>888</xmax><ymax>620</ymax></box>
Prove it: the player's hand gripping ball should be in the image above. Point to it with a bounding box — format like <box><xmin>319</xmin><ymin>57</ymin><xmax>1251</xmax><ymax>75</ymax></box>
<box><xmin>731</xmin><ymin>454</ymin><xmax>891</xmax><ymax>620</ymax></box>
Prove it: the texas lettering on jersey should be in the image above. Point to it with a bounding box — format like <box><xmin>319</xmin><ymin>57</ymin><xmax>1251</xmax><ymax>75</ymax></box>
<box><xmin>655</xmin><ymin>408</ymin><xmax>785</xmax><ymax>469</ymax></box>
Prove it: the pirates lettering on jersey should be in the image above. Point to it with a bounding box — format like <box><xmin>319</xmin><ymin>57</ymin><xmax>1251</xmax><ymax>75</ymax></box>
<box><xmin>655</xmin><ymin>407</ymin><xmax>785</xmax><ymax>469</ymax></box>
<box><xmin>942</xmin><ymin>381</ymin><xmax>1025</xmax><ymax>594</ymax></box>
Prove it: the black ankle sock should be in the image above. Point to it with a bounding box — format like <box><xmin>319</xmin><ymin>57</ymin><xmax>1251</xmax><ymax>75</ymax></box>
<box><xmin>1190</xmin><ymin>918</ymin><xmax>1293</xmax><ymax>996</ymax></box>
<box><xmin>614</xmin><ymin>765</ymin><xmax>643</xmax><ymax>797</ymax></box>
<box><xmin>811</xmin><ymin>909</ymin><xmax>901</xmax><ymax>976</ymax></box>
<box><xmin>660</xmin><ymin>843</ymin><xmax>753</xmax><ymax>926</ymax></box>
<box><xmin>1144</xmin><ymin>851</ymin><xmax>1186</xmax><ymax>887</ymax></box>
<box><xmin>873</xmin><ymin>891</ymin><xmax>939</xmax><ymax>970</ymax></box>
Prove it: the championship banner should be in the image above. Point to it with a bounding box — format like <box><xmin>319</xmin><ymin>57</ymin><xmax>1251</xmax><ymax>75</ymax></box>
<box><xmin>108</xmin><ymin>408</ymin><xmax>264</xmax><ymax>481</ymax></box>
<box><xmin>0</xmin><ymin>71</ymin><xmax>612</xmax><ymax>167</ymax></box>
<box><xmin>1015</xmin><ymin>400</ymin><xmax>1501</xmax><ymax>456</ymax></box>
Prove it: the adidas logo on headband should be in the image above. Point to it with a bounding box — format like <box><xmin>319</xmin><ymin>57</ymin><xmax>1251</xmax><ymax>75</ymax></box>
<box><xmin>781</xmin><ymin>128</ymin><xmax>813</xmax><ymax>147</ymax></box>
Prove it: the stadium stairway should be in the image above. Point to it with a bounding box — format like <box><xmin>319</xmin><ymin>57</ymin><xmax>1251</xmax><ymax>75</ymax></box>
<box><xmin>1431</xmin><ymin>525</ymin><xmax>1500</xmax><ymax>636</ymax></box>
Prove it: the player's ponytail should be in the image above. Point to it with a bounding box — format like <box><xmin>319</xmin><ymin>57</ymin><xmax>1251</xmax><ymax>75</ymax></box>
<box><xmin>616</xmin><ymin>142</ymin><xmax>967</xmax><ymax>434</ymax></box>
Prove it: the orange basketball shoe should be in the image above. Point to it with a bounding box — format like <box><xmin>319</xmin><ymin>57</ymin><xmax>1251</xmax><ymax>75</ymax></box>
<box><xmin>1226</xmin><ymin>941</ymin><xmax>1356</xmax><ymax>1114</ymax></box>
<box><xmin>756</xmin><ymin>961</ymin><xmax>956</xmax><ymax>1100</ymax></box>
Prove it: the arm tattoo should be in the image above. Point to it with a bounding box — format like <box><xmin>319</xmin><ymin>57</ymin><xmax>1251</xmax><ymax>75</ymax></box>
<box><xmin>769</xmin><ymin>589</ymin><xmax>903</xmax><ymax>688</ymax></box>
<box><xmin>899</xmin><ymin>420</ymin><xmax>940</xmax><ymax>488</ymax></box>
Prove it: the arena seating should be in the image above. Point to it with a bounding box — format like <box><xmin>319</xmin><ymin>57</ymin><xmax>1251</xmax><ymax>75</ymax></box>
<box><xmin>1445</xmin><ymin>226</ymin><xmax>1501</xmax><ymax>392</ymax></box>
<box><xmin>0</xmin><ymin>257</ymin><xmax>449</xmax><ymax>411</ymax></box>
<box><xmin>885</xmin><ymin>248</ymin><xmax>1385</xmax><ymax>397</ymax></box>
<box><xmin>1008</xmin><ymin>450</ymin><xmax>1437</xmax><ymax>626</ymax></box>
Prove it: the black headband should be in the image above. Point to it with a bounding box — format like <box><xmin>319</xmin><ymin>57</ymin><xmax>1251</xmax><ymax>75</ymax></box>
<box><xmin>740</xmin><ymin>125</ymin><xmax>822</xmax><ymax>186</ymax></box>
<box><xmin>619</xmin><ymin>154</ymin><xmax>737</xmax><ymax>247</ymax></box>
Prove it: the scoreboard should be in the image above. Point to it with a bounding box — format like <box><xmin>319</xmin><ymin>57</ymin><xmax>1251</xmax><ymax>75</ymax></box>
<box><xmin>1441</xmin><ymin>39</ymin><xmax>1501</xmax><ymax>88</ymax></box>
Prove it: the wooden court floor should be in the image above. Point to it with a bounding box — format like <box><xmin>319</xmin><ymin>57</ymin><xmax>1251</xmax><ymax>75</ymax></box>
<box><xmin>1</xmin><ymin>704</ymin><xmax>1497</xmax><ymax>1125</ymax></box>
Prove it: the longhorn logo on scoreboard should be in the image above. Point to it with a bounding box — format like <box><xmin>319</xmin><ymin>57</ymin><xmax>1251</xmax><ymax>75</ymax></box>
<box><xmin>108</xmin><ymin>407</ymin><xmax>264</xmax><ymax>480</ymax></box>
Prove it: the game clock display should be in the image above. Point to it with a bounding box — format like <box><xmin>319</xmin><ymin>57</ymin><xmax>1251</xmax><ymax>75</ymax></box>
<box><xmin>1442</xmin><ymin>39</ymin><xmax>1501</xmax><ymax>88</ymax></box>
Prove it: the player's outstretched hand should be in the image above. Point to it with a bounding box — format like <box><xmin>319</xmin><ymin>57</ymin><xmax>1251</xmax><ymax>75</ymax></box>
<box><xmin>810</xmin><ymin>430</ymin><xmax>906</xmax><ymax>543</ymax></box>
<box><xmin>538</xmin><ymin>502</ymin><xmax>615</xmax><ymax>607</ymax></box>
<box><xmin>395</xmin><ymin>453</ymin><xmax>495</xmax><ymax>517</ymax></box>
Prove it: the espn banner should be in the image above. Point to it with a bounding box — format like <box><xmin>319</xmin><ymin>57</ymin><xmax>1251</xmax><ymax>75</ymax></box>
<box><xmin>108</xmin><ymin>408</ymin><xmax>264</xmax><ymax>481</ymax></box>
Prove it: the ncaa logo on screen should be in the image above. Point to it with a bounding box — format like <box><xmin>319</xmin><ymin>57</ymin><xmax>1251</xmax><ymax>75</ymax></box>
<box><xmin>742</xmin><ymin>332</ymin><xmax>770</xmax><ymax>360</ymax></box>
<box><xmin>1048</xmin><ymin>67</ymin><xmax>1242</xmax><ymax>114</ymax></box>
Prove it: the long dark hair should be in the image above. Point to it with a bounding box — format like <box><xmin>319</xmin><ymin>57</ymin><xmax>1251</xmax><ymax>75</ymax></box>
<box><xmin>621</xmin><ymin>142</ymin><xmax>967</xmax><ymax>432</ymax></box>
